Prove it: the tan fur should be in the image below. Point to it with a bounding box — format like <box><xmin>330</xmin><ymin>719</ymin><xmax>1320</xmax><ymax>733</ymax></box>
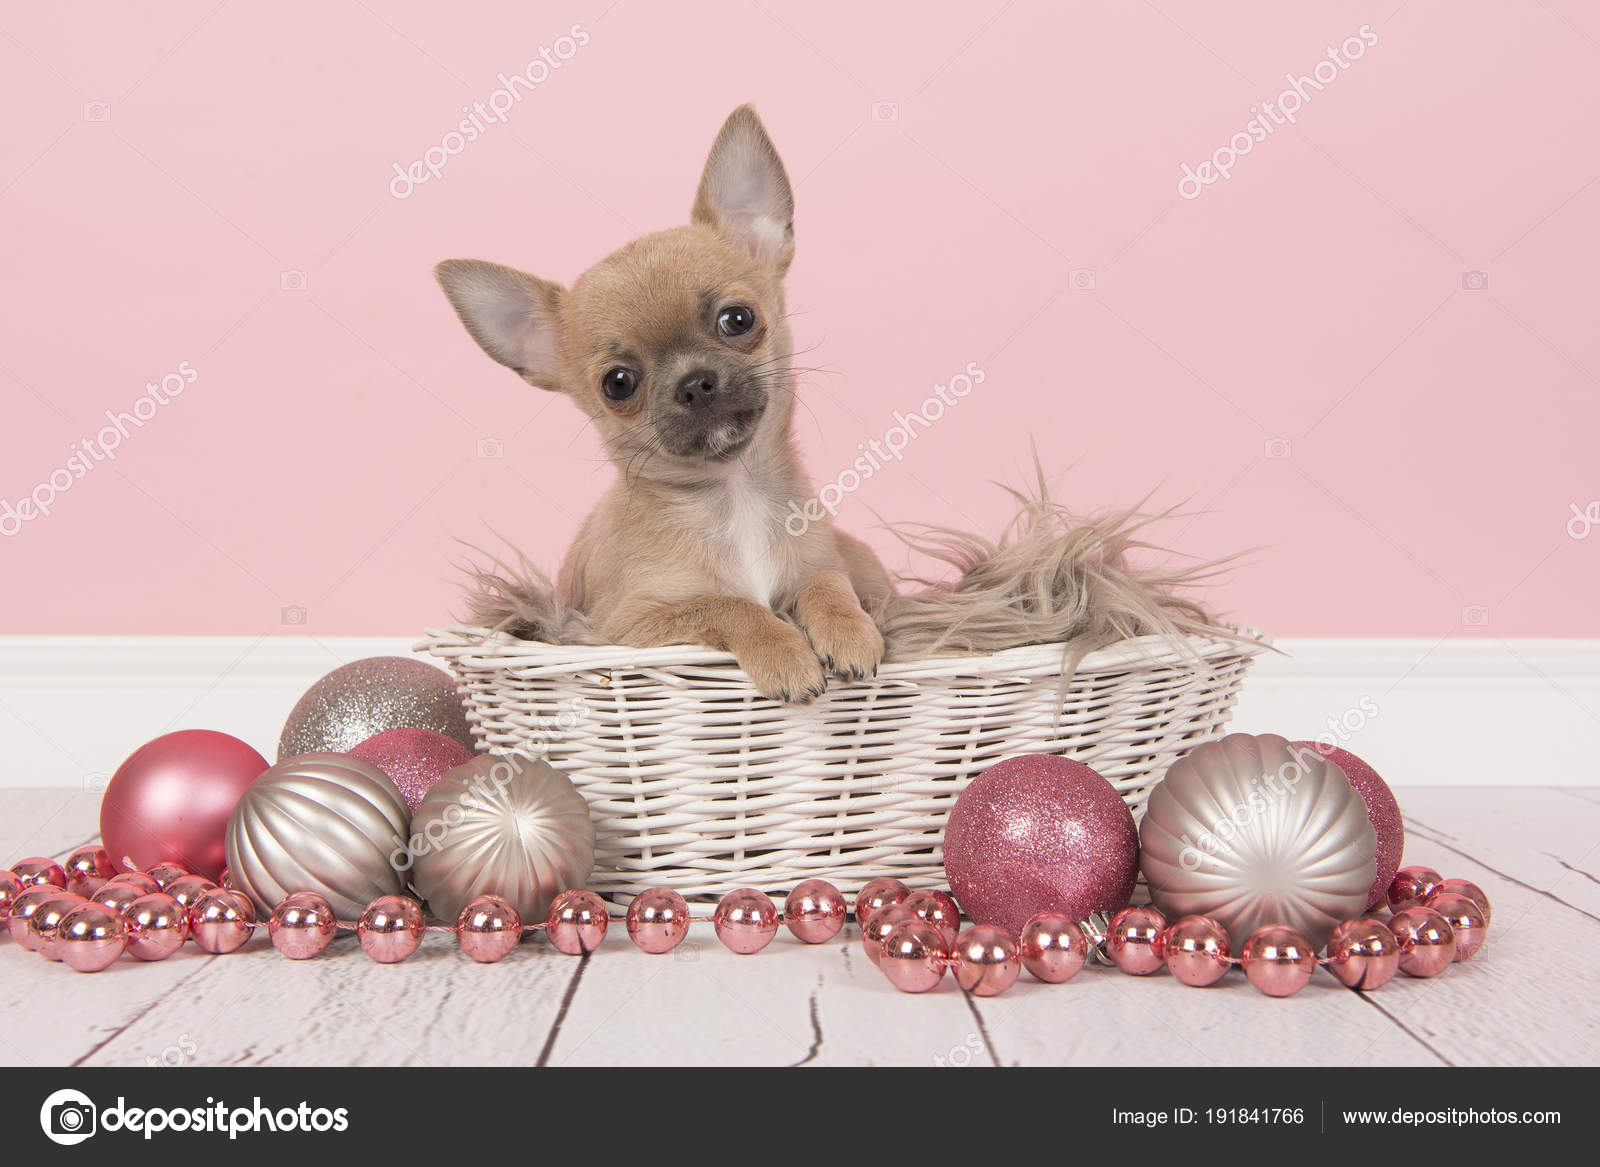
<box><xmin>437</xmin><ymin>106</ymin><xmax>884</xmax><ymax>702</ymax></box>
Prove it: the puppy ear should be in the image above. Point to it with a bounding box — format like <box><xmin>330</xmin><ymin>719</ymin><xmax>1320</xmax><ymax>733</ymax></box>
<box><xmin>691</xmin><ymin>104</ymin><xmax>795</xmax><ymax>272</ymax></box>
<box><xmin>434</xmin><ymin>259</ymin><xmax>566</xmax><ymax>389</ymax></box>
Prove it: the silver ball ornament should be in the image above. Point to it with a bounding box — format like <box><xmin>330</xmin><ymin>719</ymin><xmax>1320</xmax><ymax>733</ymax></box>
<box><xmin>277</xmin><ymin>656</ymin><xmax>473</xmax><ymax>761</ymax></box>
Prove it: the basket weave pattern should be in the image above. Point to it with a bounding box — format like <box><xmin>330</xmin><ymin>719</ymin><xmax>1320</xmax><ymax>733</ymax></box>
<box><xmin>420</xmin><ymin>626</ymin><xmax>1268</xmax><ymax>903</ymax></box>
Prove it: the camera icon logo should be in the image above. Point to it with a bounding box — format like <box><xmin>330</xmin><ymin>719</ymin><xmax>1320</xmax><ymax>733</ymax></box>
<box><xmin>476</xmin><ymin>437</ymin><xmax>505</xmax><ymax>460</ymax></box>
<box><xmin>674</xmin><ymin>941</ymin><xmax>701</xmax><ymax>963</ymax></box>
<box><xmin>281</xmin><ymin>604</ymin><xmax>308</xmax><ymax>626</ymax></box>
<box><xmin>1264</xmin><ymin>437</ymin><xmax>1293</xmax><ymax>461</ymax></box>
<box><xmin>280</xmin><ymin>270</ymin><xmax>308</xmax><ymax>292</ymax></box>
<box><xmin>40</xmin><ymin>1088</ymin><xmax>97</xmax><ymax>1146</ymax></box>
<box><xmin>871</xmin><ymin>100</ymin><xmax>900</xmax><ymax>122</ymax></box>
<box><xmin>1461</xmin><ymin>270</ymin><xmax>1489</xmax><ymax>291</ymax></box>
<box><xmin>82</xmin><ymin>101</ymin><xmax>112</xmax><ymax>123</ymax></box>
<box><xmin>1069</xmin><ymin>268</ymin><xmax>1096</xmax><ymax>291</ymax></box>
<box><xmin>1461</xmin><ymin>604</ymin><xmax>1490</xmax><ymax>627</ymax></box>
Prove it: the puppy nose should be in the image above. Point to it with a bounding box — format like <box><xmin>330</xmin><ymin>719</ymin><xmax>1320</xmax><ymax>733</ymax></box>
<box><xmin>674</xmin><ymin>369</ymin><xmax>718</xmax><ymax>408</ymax></box>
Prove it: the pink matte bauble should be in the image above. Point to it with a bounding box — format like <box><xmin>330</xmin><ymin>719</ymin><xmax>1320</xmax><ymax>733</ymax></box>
<box><xmin>1018</xmin><ymin>912</ymin><xmax>1088</xmax><ymax>983</ymax></box>
<box><xmin>357</xmin><ymin>895</ymin><xmax>425</xmax><ymax>963</ymax></box>
<box><xmin>1295</xmin><ymin>743</ymin><xmax>1404</xmax><ymax>911</ymax></box>
<box><xmin>713</xmin><ymin>888</ymin><xmax>779</xmax><ymax>955</ymax></box>
<box><xmin>58</xmin><ymin>903</ymin><xmax>127</xmax><ymax>972</ymax></box>
<box><xmin>784</xmin><ymin>879</ymin><xmax>847</xmax><ymax>944</ymax></box>
<box><xmin>348</xmin><ymin>728</ymin><xmax>474</xmax><ymax>814</ymax></box>
<box><xmin>944</xmin><ymin>754</ymin><xmax>1138</xmax><ymax>937</ymax></box>
<box><xmin>1241</xmin><ymin>926</ymin><xmax>1316</xmax><ymax>996</ymax></box>
<box><xmin>124</xmin><ymin>893</ymin><xmax>190</xmax><ymax>961</ymax></box>
<box><xmin>545</xmin><ymin>889</ymin><xmax>608</xmax><ymax>955</ymax></box>
<box><xmin>100</xmin><ymin>730</ymin><xmax>269</xmax><ymax>880</ymax></box>
<box><xmin>627</xmin><ymin>887</ymin><xmax>691</xmax><ymax>953</ymax></box>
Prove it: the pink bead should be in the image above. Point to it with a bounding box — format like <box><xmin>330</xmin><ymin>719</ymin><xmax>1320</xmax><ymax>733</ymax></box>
<box><xmin>64</xmin><ymin>846</ymin><xmax>117</xmax><ymax>897</ymax></box>
<box><xmin>189</xmin><ymin>888</ymin><xmax>255</xmax><ymax>954</ymax></box>
<box><xmin>1387</xmin><ymin>866</ymin><xmax>1444</xmax><ymax>912</ymax></box>
<box><xmin>861</xmin><ymin>903</ymin><xmax>917</xmax><ymax>966</ymax></box>
<box><xmin>1390</xmin><ymin>906</ymin><xmax>1456</xmax><ymax>977</ymax></box>
<box><xmin>853</xmin><ymin>877</ymin><xmax>909</xmax><ymax>926</ymax></box>
<box><xmin>1424</xmin><ymin>893</ymin><xmax>1486</xmax><ymax>962</ymax></box>
<box><xmin>124</xmin><ymin>893</ymin><xmax>190</xmax><ymax>961</ymax></box>
<box><xmin>626</xmin><ymin>887</ymin><xmax>691</xmax><ymax>954</ymax></box>
<box><xmin>89</xmin><ymin>881</ymin><xmax>149</xmax><ymax>917</ymax></box>
<box><xmin>1163</xmin><ymin>915</ymin><xmax>1233</xmax><ymax>987</ymax></box>
<box><xmin>784</xmin><ymin>879</ymin><xmax>847</xmax><ymax>944</ymax></box>
<box><xmin>8</xmin><ymin>886</ymin><xmax>61</xmax><ymax>950</ymax></box>
<box><xmin>879</xmin><ymin>920</ymin><xmax>948</xmax><ymax>993</ymax></box>
<box><xmin>1326</xmin><ymin>918</ymin><xmax>1400</xmax><ymax>990</ymax></box>
<box><xmin>164</xmin><ymin>874</ymin><xmax>217</xmax><ymax>915</ymax></box>
<box><xmin>110</xmin><ymin>871</ymin><xmax>161</xmax><ymax>896</ymax></box>
<box><xmin>357</xmin><ymin>895</ymin><xmax>425</xmax><ymax>963</ymax></box>
<box><xmin>57</xmin><ymin>903</ymin><xmax>126</xmax><ymax>972</ymax></box>
<box><xmin>1018</xmin><ymin>912</ymin><xmax>1088</xmax><ymax>983</ymax></box>
<box><xmin>10</xmin><ymin>857</ymin><xmax>67</xmax><ymax>889</ymax></box>
<box><xmin>1432</xmin><ymin>878</ymin><xmax>1490</xmax><ymax>928</ymax></box>
<box><xmin>714</xmin><ymin>888</ymin><xmax>780</xmax><ymax>954</ymax></box>
<box><xmin>952</xmin><ymin>924</ymin><xmax>1020</xmax><ymax>996</ymax></box>
<box><xmin>269</xmin><ymin>893</ymin><xmax>339</xmax><ymax>960</ymax></box>
<box><xmin>457</xmin><ymin>895</ymin><xmax>522</xmax><ymax>963</ymax></box>
<box><xmin>146</xmin><ymin>862</ymin><xmax>192</xmax><ymax>890</ymax></box>
<box><xmin>0</xmin><ymin>870</ymin><xmax>22</xmax><ymax>922</ymax></box>
<box><xmin>1106</xmin><ymin>905</ymin><xmax>1167</xmax><ymax>975</ymax></box>
<box><xmin>901</xmin><ymin>889</ymin><xmax>961</xmax><ymax>947</ymax></box>
<box><xmin>546</xmin><ymin>890</ymin><xmax>609</xmax><ymax>955</ymax></box>
<box><xmin>1241</xmin><ymin>926</ymin><xmax>1316</xmax><ymax>997</ymax></box>
<box><xmin>28</xmin><ymin>892</ymin><xmax>88</xmax><ymax>959</ymax></box>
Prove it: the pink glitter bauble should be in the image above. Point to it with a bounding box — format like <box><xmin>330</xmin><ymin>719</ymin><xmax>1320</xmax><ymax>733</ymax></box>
<box><xmin>349</xmin><ymin>728</ymin><xmax>475</xmax><ymax>813</ymax></box>
<box><xmin>1295</xmin><ymin>743</ymin><xmax>1403</xmax><ymax>910</ymax></box>
<box><xmin>943</xmin><ymin>754</ymin><xmax>1138</xmax><ymax>937</ymax></box>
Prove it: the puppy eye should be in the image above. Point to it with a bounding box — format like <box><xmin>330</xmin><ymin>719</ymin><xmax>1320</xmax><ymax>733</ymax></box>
<box><xmin>601</xmin><ymin>367</ymin><xmax>638</xmax><ymax>401</ymax></box>
<box><xmin>716</xmin><ymin>305</ymin><xmax>756</xmax><ymax>338</ymax></box>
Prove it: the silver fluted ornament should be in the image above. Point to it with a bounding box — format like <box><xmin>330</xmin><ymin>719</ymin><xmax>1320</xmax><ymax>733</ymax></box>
<box><xmin>276</xmin><ymin>656</ymin><xmax>474</xmax><ymax>761</ymax></box>
<box><xmin>1139</xmin><ymin>732</ymin><xmax>1376</xmax><ymax>947</ymax></box>
<box><xmin>409</xmin><ymin>753</ymin><xmax>595</xmax><ymax>925</ymax></box>
<box><xmin>225</xmin><ymin>753</ymin><xmax>412</xmax><ymax>919</ymax></box>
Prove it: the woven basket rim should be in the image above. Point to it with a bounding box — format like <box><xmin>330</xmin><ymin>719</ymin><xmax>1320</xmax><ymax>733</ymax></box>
<box><xmin>418</xmin><ymin>621</ymin><xmax>1272</xmax><ymax>675</ymax></box>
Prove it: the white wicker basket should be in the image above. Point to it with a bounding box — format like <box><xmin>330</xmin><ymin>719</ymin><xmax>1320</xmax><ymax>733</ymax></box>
<box><xmin>419</xmin><ymin>625</ymin><xmax>1270</xmax><ymax>904</ymax></box>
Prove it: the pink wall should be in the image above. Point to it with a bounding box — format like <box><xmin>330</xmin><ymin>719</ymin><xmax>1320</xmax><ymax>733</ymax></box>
<box><xmin>2</xmin><ymin>1</ymin><xmax>1595</xmax><ymax>638</ymax></box>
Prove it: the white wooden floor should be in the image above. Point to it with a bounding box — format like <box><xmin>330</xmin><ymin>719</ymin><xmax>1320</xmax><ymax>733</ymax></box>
<box><xmin>2</xmin><ymin>787</ymin><xmax>1597</xmax><ymax>1067</ymax></box>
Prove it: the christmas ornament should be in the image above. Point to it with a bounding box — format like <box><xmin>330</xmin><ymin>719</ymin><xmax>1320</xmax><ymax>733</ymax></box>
<box><xmin>147</xmin><ymin>863</ymin><xmax>192</xmax><ymax>890</ymax></box>
<box><xmin>1139</xmin><ymin>733</ymin><xmax>1377</xmax><ymax>946</ymax></box>
<box><xmin>1427</xmin><ymin>893</ymin><xmax>1487</xmax><ymax>962</ymax></box>
<box><xmin>1294</xmin><ymin>743</ymin><xmax>1403</xmax><ymax>910</ymax></box>
<box><xmin>860</xmin><ymin>903</ymin><xmax>917</xmax><ymax>966</ymax></box>
<box><xmin>456</xmin><ymin>895</ymin><xmax>521</xmax><ymax>963</ymax></box>
<box><xmin>783</xmin><ymin>879</ymin><xmax>847</xmax><ymax>944</ymax></box>
<box><xmin>349</xmin><ymin>728</ymin><xmax>475</xmax><ymax>813</ymax></box>
<box><xmin>1018</xmin><ymin>912</ymin><xmax>1088</xmax><ymax>983</ymax></box>
<box><xmin>11</xmin><ymin>857</ymin><xmax>67</xmax><ymax>889</ymax></box>
<box><xmin>89</xmin><ymin>881</ymin><xmax>149</xmax><ymax>918</ymax></box>
<box><xmin>225</xmin><ymin>752</ymin><xmax>411</xmax><ymax>919</ymax></box>
<box><xmin>124</xmin><ymin>893</ymin><xmax>189</xmax><ymax>961</ymax></box>
<box><xmin>1387</xmin><ymin>866</ymin><xmax>1444</xmax><ymax>912</ymax></box>
<box><xmin>357</xmin><ymin>895</ymin><xmax>425</xmax><ymax>963</ymax></box>
<box><xmin>1325</xmin><ymin>919</ymin><xmax>1399</xmax><ymax>991</ymax></box>
<box><xmin>112</xmin><ymin>871</ymin><xmax>162</xmax><ymax>895</ymax></box>
<box><xmin>1390</xmin><ymin>906</ymin><xmax>1455</xmax><ymax>976</ymax></box>
<box><xmin>944</xmin><ymin>754</ymin><xmax>1138</xmax><ymax>937</ymax></box>
<box><xmin>901</xmin><ymin>889</ymin><xmax>960</xmax><ymax>947</ymax></box>
<box><xmin>1105</xmin><ymin>906</ymin><xmax>1167</xmax><ymax>975</ymax></box>
<box><xmin>952</xmin><ymin>925</ymin><xmax>1020</xmax><ymax>996</ymax></box>
<box><xmin>63</xmin><ymin>846</ymin><xmax>116</xmax><ymax>897</ymax></box>
<box><xmin>712</xmin><ymin>888</ymin><xmax>779</xmax><ymax>954</ymax></box>
<box><xmin>1433</xmin><ymin>878</ymin><xmax>1490</xmax><ymax>927</ymax></box>
<box><xmin>546</xmin><ymin>889</ymin><xmax>609</xmax><ymax>955</ymax></box>
<box><xmin>879</xmin><ymin>919</ymin><xmax>947</xmax><ymax>993</ymax></box>
<box><xmin>0</xmin><ymin>870</ymin><xmax>20</xmax><ymax>921</ymax></box>
<box><xmin>190</xmin><ymin>888</ymin><xmax>255</xmax><ymax>954</ymax></box>
<box><xmin>165</xmin><ymin>874</ymin><xmax>217</xmax><ymax>914</ymax></box>
<box><xmin>269</xmin><ymin>892</ymin><xmax>339</xmax><ymax>960</ymax></box>
<box><xmin>57</xmin><ymin>904</ymin><xmax>126</xmax><ymax>973</ymax></box>
<box><xmin>409</xmin><ymin>753</ymin><xmax>593</xmax><ymax>925</ymax></box>
<box><xmin>852</xmin><ymin>877</ymin><xmax>909</xmax><ymax>925</ymax></box>
<box><xmin>28</xmin><ymin>892</ymin><xmax>88</xmax><ymax>960</ymax></box>
<box><xmin>9</xmin><ymin>886</ymin><xmax>60</xmax><ymax>949</ymax></box>
<box><xmin>1163</xmin><ymin>916</ymin><xmax>1232</xmax><ymax>987</ymax></box>
<box><xmin>627</xmin><ymin>888</ymin><xmax>691</xmax><ymax>953</ymax></box>
<box><xmin>100</xmin><ymin>730</ymin><xmax>268</xmax><ymax>880</ymax></box>
<box><xmin>1240</xmin><ymin>926</ymin><xmax>1316</xmax><ymax>997</ymax></box>
<box><xmin>277</xmin><ymin>656</ymin><xmax>473</xmax><ymax>760</ymax></box>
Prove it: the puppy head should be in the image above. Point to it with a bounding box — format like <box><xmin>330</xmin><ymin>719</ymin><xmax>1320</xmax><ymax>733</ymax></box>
<box><xmin>436</xmin><ymin>105</ymin><xmax>797</xmax><ymax>481</ymax></box>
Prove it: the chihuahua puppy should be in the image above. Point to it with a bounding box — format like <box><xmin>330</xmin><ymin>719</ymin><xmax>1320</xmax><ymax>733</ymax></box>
<box><xmin>436</xmin><ymin>105</ymin><xmax>889</xmax><ymax>703</ymax></box>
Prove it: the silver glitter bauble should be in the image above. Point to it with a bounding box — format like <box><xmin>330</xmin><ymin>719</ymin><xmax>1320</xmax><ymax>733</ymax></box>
<box><xmin>225</xmin><ymin>752</ymin><xmax>412</xmax><ymax>919</ymax></box>
<box><xmin>1139</xmin><ymin>732</ymin><xmax>1376</xmax><ymax>947</ymax></box>
<box><xmin>409</xmin><ymin>753</ymin><xmax>595</xmax><ymax>924</ymax></box>
<box><xmin>277</xmin><ymin>656</ymin><xmax>474</xmax><ymax>761</ymax></box>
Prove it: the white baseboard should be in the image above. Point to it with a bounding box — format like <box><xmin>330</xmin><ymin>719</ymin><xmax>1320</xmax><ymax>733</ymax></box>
<box><xmin>0</xmin><ymin>636</ymin><xmax>1595</xmax><ymax>790</ymax></box>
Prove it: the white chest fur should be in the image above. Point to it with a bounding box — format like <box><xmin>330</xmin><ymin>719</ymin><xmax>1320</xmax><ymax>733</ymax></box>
<box><xmin>714</xmin><ymin>472</ymin><xmax>782</xmax><ymax>606</ymax></box>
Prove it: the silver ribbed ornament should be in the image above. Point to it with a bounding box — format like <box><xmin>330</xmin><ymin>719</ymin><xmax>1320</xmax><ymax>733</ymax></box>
<box><xmin>1139</xmin><ymin>732</ymin><xmax>1376</xmax><ymax>946</ymax></box>
<box><xmin>225</xmin><ymin>752</ymin><xmax>412</xmax><ymax>919</ymax></box>
<box><xmin>409</xmin><ymin>753</ymin><xmax>595</xmax><ymax>925</ymax></box>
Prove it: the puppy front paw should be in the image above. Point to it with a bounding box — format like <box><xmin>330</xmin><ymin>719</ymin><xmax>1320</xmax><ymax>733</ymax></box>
<box><xmin>805</xmin><ymin>610</ymin><xmax>884</xmax><ymax>684</ymax></box>
<box><xmin>738</xmin><ymin>627</ymin><xmax>829</xmax><ymax>704</ymax></box>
